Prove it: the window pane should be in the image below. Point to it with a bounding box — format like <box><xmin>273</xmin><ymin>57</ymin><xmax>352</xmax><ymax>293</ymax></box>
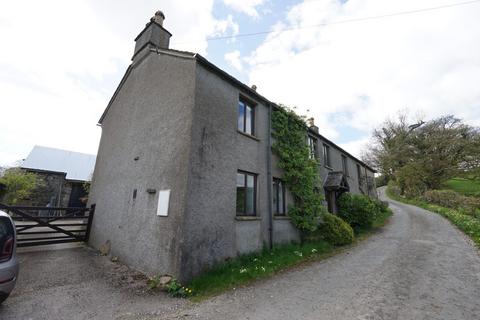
<box><xmin>237</xmin><ymin>173</ymin><xmax>245</xmax><ymax>187</ymax></box>
<box><xmin>273</xmin><ymin>181</ymin><xmax>278</xmax><ymax>213</ymax></box>
<box><xmin>246</xmin><ymin>174</ymin><xmax>255</xmax><ymax>215</ymax></box>
<box><xmin>309</xmin><ymin>137</ymin><xmax>317</xmax><ymax>159</ymax></box>
<box><xmin>238</xmin><ymin>101</ymin><xmax>245</xmax><ymax>131</ymax></box>
<box><xmin>278</xmin><ymin>181</ymin><xmax>284</xmax><ymax>214</ymax></box>
<box><xmin>323</xmin><ymin>145</ymin><xmax>329</xmax><ymax>166</ymax></box>
<box><xmin>245</xmin><ymin>106</ymin><xmax>253</xmax><ymax>135</ymax></box>
<box><xmin>236</xmin><ymin>173</ymin><xmax>245</xmax><ymax>213</ymax></box>
<box><xmin>342</xmin><ymin>156</ymin><xmax>348</xmax><ymax>175</ymax></box>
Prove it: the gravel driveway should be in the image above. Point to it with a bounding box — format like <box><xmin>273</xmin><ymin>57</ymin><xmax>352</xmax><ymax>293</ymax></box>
<box><xmin>0</xmin><ymin>245</ymin><xmax>188</xmax><ymax>320</ymax></box>
<box><xmin>1</xmin><ymin>188</ymin><xmax>479</xmax><ymax>320</ymax></box>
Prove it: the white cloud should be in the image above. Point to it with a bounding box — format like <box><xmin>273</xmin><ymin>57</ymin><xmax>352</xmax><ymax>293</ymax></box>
<box><xmin>211</xmin><ymin>14</ymin><xmax>240</xmax><ymax>39</ymax></box>
<box><xmin>0</xmin><ymin>0</ymin><xmax>236</xmax><ymax>165</ymax></box>
<box><xmin>247</xmin><ymin>0</ymin><xmax>480</xmax><ymax>145</ymax></box>
<box><xmin>225</xmin><ymin>50</ymin><xmax>243</xmax><ymax>71</ymax></box>
<box><xmin>339</xmin><ymin>137</ymin><xmax>371</xmax><ymax>159</ymax></box>
<box><xmin>223</xmin><ymin>0</ymin><xmax>267</xmax><ymax>17</ymax></box>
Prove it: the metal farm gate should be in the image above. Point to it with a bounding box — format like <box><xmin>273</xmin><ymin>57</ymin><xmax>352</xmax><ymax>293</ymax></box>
<box><xmin>0</xmin><ymin>203</ymin><xmax>95</xmax><ymax>247</ymax></box>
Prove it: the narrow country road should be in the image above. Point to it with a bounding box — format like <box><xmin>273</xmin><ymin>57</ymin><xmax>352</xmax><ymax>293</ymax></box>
<box><xmin>160</xmin><ymin>187</ymin><xmax>480</xmax><ymax>320</ymax></box>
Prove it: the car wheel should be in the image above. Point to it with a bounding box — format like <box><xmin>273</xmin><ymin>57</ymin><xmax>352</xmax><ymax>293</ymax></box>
<box><xmin>0</xmin><ymin>293</ymin><xmax>10</xmax><ymax>304</ymax></box>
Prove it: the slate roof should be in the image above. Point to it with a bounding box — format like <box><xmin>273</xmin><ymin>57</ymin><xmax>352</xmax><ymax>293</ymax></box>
<box><xmin>22</xmin><ymin>146</ymin><xmax>96</xmax><ymax>181</ymax></box>
<box><xmin>323</xmin><ymin>171</ymin><xmax>350</xmax><ymax>191</ymax></box>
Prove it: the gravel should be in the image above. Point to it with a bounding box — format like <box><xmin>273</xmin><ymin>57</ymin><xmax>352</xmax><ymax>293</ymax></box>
<box><xmin>0</xmin><ymin>245</ymin><xmax>189</xmax><ymax>320</ymax></box>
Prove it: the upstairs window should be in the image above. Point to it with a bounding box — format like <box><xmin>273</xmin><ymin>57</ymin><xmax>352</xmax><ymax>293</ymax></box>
<box><xmin>323</xmin><ymin>144</ymin><xmax>331</xmax><ymax>167</ymax></box>
<box><xmin>236</xmin><ymin>171</ymin><xmax>257</xmax><ymax>216</ymax></box>
<box><xmin>342</xmin><ymin>155</ymin><xmax>349</xmax><ymax>176</ymax></box>
<box><xmin>238</xmin><ymin>99</ymin><xmax>255</xmax><ymax>135</ymax></box>
<box><xmin>308</xmin><ymin>136</ymin><xmax>318</xmax><ymax>159</ymax></box>
<box><xmin>273</xmin><ymin>178</ymin><xmax>286</xmax><ymax>215</ymax></box>
<box><xmin>357</xmin><ymin>164</ymin><xmax>363</xmax><ymax>182</ymax></box>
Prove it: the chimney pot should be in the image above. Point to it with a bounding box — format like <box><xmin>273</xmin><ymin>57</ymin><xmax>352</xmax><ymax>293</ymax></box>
<box><xmin>307</xmin><ymin>117</ymin><xmax>315</xmax><ymax>127</ymax></box>
<box><xmin>152</xmin><ymin>10</ymin><xmax>165</xmax><ymax>26</ymax></box>
<box><xmin>307</xmin><ymin>117</ymin><xmax>319</xmax><ymax>133</ymax></box>
<box><xmin>133</xmin><ymin>10</ymin><xmax>172</xmax><ymax>60</ymax></box>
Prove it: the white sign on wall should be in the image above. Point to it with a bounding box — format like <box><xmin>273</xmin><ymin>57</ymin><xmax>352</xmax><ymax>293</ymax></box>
<box><xmin>156</xmin><ymin>189</ymin><xmax>171</xmax><ymax>216</ymax></box>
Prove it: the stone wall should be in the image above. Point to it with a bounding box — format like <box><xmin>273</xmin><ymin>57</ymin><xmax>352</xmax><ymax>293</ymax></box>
<box><xmin>22</xmin><ymin>170</ymin><xmax>70</xmax><ymax>207</ymax></box>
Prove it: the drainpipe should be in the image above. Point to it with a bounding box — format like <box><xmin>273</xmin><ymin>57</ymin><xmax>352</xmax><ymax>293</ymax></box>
<box><xmin>267</xmin><ymin>103</ymin><xmax>273</xmax><ymax>249</ymax></box>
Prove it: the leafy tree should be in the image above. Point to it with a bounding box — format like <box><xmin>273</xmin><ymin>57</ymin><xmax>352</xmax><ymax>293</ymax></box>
<box><xmin>366</xmin><ymin>114</ymin><xmax>480</xmax><ymax>196</ymax></box>
<box><xmin>0</xmin><ymin>168</ymin><xmax>40</xmax><ymax>205</ymax></box>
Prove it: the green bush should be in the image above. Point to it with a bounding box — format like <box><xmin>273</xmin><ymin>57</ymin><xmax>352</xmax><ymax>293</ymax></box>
<box><xmin>317</xmin><ymin>213</ymin><xmax>354</xmax><ymax>246</ymax></box>
<box><xmin>373</xmin><ymin>199</ymin><xmax>389</xmax><ymax>213</ymax></box>
<box><xmin>375</xmin><ymin>175</ymin><xmax>389</xmax><ymax>188</ymax></box>
<box><xmin>423</xmin><ymin>190</ymin><xmax>480</xmax><ymax>216</ymax></box>
<box><xmin>387</xmin><ymin>180</ymin><xmax>401</xmax><ymax>198</ymax></box>
<box><xmin>0</xmin><ymin>168</ymin><xmax>41</xmax><ymax>205</ymax></box>
<box><xmin>337</xmin><ymin>193</ymin><xmax>378</xmax><ymax>229</ymax></box>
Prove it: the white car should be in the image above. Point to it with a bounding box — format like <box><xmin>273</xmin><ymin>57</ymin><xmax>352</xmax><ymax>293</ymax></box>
<box><xmin>0</xmin><ymin>210</ymin><xmax>18</xmax><ymax>304</ymax></box>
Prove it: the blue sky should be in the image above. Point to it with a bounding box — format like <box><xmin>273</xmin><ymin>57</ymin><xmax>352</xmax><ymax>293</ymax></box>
<box><xmin>205</xmin><ymin>0</ymin><xmax>300</xmax><ymax>81</ymax></box>
<box><xmin>1</xmin><ymin>0</ymin><xmax>480</xmax><ymax>166</ymax></box>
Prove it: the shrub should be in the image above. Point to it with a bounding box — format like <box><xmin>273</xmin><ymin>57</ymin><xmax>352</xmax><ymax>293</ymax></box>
<box><xmin>0</xmin><ymin>168</ymin><xmax>41</xmax><ymax>205</ymax></box>
<box><xmin>166</xmin><ymin>279</ymin><xmax>193</xmax><ymax>298</ymax></box>
<box><xmin>373</xmin><ymin>199</ymin><xmax>389</xmax><ymax>213</ymax></box>
<box><xmin>387</xmin><ymin>180</ymin><xmax>402</xmax><ymax>198</ymax></box>
<box><xmin>423</xmin><ymin>190</ymin><xmax>480</xmax><ymax>216</ymax></box>
<box><xmin>317</xmin><ymin>213</ymin><xmax>354</xmax><ymax>246</ymax></box>
<box><xmin>375</xmin><ymin>175</ymin><xmax>389</xmax><ymax>188</ymax></box>
<box><xmin>396</xmin><ymin>163</ymin><xmax>428</xmax><ymax>198</ymax></box>
<box><xmin>337</xmin><ymin>193</ymin><xmax>378</xmax><ymax>229</ymax></box>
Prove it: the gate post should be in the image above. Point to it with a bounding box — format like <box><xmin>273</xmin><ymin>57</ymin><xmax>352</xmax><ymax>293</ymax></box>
<box><xmin>85</xmin><ymin>204</ymin><xmax>95</xmax><ymax>242</ymax></box>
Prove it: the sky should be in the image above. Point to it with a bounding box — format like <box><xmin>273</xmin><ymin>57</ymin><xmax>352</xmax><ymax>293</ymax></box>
<box><xmin>1</xmin><ymin>0</ymin><xmax>479</xmax><ymax>166</ymax></box>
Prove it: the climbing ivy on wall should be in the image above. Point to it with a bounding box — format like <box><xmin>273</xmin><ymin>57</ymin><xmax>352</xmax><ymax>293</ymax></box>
<box><xmin>271</xmin><ymin>105</ymin><xmax>327</xmax><ymax>232</ymax></box>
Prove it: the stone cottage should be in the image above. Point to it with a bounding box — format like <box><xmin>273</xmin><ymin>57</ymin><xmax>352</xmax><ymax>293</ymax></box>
<box><xmin>88</xmin><ymin>11</ymin><xmax>377</xmax><ymax>281</ymax></box>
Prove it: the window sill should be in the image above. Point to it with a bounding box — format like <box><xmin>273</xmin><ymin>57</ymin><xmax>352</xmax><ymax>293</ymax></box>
<box><xmin>235</xmin><ymin>216</ymin><xmax>261</xmax><ymax>221</ymax></box>
<box><xmin>237</xmin><ymin>130</ymin><xmax>260</xmax><ymax>141</ymax></box>
<box><xmin>274</xmin><ymin>215</ymin><xmax>290</xmax><ymax>220</ymax></box>
<box><xmin>324</xmin><ymin>165</ymin><xmax>333</xmax><ymax>170</ymax></box>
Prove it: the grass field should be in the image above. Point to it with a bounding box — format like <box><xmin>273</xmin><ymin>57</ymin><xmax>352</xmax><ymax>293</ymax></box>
<box><xmin>444</xmin><ymin>178</ymin><xmax>480</xmax><ymax>197</ymax></box>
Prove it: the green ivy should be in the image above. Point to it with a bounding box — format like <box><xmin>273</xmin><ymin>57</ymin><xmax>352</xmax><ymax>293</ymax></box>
<box><xmin>271</xmin><ymin>105</ymin><xmax>327</xmax><ymax>232</ymax></box>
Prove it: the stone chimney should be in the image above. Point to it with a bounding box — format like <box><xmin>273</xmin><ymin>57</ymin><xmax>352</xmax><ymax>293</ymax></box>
<box><xmin>133</xmin><ymin>11</ymin><xmax>172</xmax><ymax>60</ymax></box>
<box><xmin>152</xmin><ymin>10</ymin><xmax>165</xmax><ymax>25</ymax></box>
<box><xmin>307</xmin><ymin>117</ymin><xmax>319</xmax><ymax>133</ymax></box>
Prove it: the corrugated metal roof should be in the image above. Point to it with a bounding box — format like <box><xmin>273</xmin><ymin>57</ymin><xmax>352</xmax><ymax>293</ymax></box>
<box><xmin>21</xmin><ymin>146</ymin><xmax>96</xmax><ymax>181</ymax></box>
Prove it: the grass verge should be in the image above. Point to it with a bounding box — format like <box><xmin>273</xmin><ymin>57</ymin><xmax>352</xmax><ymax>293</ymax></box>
<box><xmin>189</xmin><ymin>209</ymin><xmax>393</xmax><ymax>301</ymax></box>
<box><xmin>386</xmin><ymin>187</ymin><xmax>480</xmax><ymax>248</ymax></box>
